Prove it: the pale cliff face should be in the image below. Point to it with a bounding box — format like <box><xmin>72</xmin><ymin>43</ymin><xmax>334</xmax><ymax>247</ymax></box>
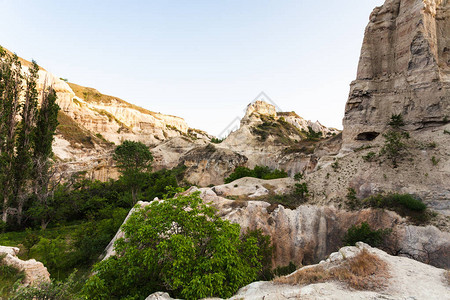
<box><xmin>33</xmin><ymin>70</ymin><xmax>191</xmax><ymax>146</ymax></box>
<box><xmin>343</xmin><ymin>0</ymin><xmax>450</xmax><ymax>148</ymax></box>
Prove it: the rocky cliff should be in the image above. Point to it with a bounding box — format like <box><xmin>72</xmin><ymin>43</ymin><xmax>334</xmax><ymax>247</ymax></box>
<box><xmin>343</xmin><ymin>0</ymin><xmax>450</xmax><ymax>148</ymax></box>
<box><xmin>104</xmin><ymin>180</ymin><xmax>450</xmax><ymax>269</ymax></box>
<box><xmin>149</xmin><ymin>100</ymin><xmax>340</xmax><ymax>186</ymax></box>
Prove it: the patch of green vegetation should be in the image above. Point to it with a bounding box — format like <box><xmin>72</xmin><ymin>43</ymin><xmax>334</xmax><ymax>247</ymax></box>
<box><xmin>82</xmin><ymin>191</ymin><xmax>271</xmax><ymax>300</ymax></box>
<box><xmin>431</xmin><ymin>156</ymin><xmax>440</xmax><ymax>166</ymax></box>
<box><xmin>346</xmin><ymin>188</ymin><xmax>359</xmax><ymax>211</ymax></box>
<box><xmin>444</xmin><ymin>129</ymin><xmax>450</xmax><ymax>135</ymax></box>
<box><xmin>354</xmin><ymin>145</ymin><xmax>372</xmax><ymax>152</ymax></box>
<box><xmin>301</xmin><ymin>126</ymin><xmax>323</xmax><ymax>141</ymax></box>
<box><xmin>225</xmin><ymin>165</ymin><xmax>288</xmax><ymax>184</ymax></box>
<box><xmin>210</xmin><ymin>137</ymin><xmax>224</xmax><ymax>144</ymax></box>
<box><xmin>362</xmin><ymin>151</ymin><xmax>376</xmax><ymax>162</ymax></box>
<box><xmin>251</xmin><ymin>115</ymin><xmax>304</xmax><ymax>145</ymax></box>
<box><xmin>388</xmin><ymin>113</ymin><xmax>405</xmax><ymax>128</ymax></box>
<box><xmin>343</xmin><ymin>222</ymin><xmax>391</xmax><ymax>247</ymax></box>
<box><xmin>0</xmin><ymin>254</ymin><xmax>25</xmax><ymax>299</ymax></box>
<box><xmin>10</xmin><ymin>271</ymin><xmax>80</xmax><ymax>300</ymax></box>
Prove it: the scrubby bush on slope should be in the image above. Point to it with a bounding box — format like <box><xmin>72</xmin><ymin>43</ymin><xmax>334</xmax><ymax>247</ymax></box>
<box><xmin>83</xmin><ymin>191</ymin><xmax>267</xmax><ymax>300</ymax></box>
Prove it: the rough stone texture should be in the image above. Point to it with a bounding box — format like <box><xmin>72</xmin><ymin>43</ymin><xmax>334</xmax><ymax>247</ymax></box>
<box><xmin>343</xmin><ymin>0</ymin><xmax>450</xmax><ymax>148</ymax></box>
<box><xmin>179</xmin><ymin>144</ymin><xmax>249</xmax><ymax>186</ymax></box>
<box><xmin>145</xmin><ymin>243</ymin><xmax>450</xmax><ymax>300</ymax></box>
<box><xmin>104</xmin><ymin>183</ymin><xmax>450</xmax><ymax>269</ymax></box>
<box><xmin>229</xmin><ymin>243</ymin><xmax>450</xmax><ymax>300</ymax></box>
<box><xmin>0</xmin><ymin>246</ymin><xmax>50</xmax><ymax>285</ymax></box>
<box><xmin>212</xmin><ymin>177</ymin><xmax>296</xmax><ymax>199</ymax></box>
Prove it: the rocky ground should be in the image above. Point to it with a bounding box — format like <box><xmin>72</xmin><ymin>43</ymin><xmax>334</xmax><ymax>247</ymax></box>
<box><xmin>146</xmin><ymin>243</ymin><xmax>450</xmax><ymax>300</ymax></box>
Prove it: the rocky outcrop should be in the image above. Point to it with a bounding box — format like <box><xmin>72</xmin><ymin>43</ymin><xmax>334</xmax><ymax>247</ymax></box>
<box><xmin>104</xmin><ymin>182</ymin><xmax>450</xmax><ymax>269</ymax></box>
<box><xmin>229</xmin><ymin>243</ymin><xmax>450</xmax><ymax>300</ymax></box>
<box><xmin>179</xmin><ymin>144</ymin><xmax>248</xmax><ymax>186</ymax></box>
<box><xmin>0</xmin><ymin>246</ymin><xmax>50</xmax><ymax>285</ymax></box>
<box><xmin>343</xmin><ymin>0</ymin><xmax>450</xmax><ymax>148</ymax></box>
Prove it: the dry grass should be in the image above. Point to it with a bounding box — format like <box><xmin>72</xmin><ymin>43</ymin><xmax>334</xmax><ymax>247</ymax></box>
<box><xmin>275</xmin><ymin>249</ymin><xmax>390</xmax><ymax>291</ymax></box>
<box><xmin>68</xmin><ymin>82</ymin><xmax>160</xmax><ymax>117</ymax></box>
<box><xmin>56</xmin><ymin>111</ymin><xmax>113</xmax><ymax>149</ymax></box>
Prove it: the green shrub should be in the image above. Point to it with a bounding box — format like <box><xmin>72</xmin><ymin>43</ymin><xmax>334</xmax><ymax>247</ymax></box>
<box><xmin>380</xmin><ymin>131</ymin><xmax>409</xmax><ymax>167</ymax></box>
<box><xmin>82</xmin><ymin>191</ymin><xmax>266</xmax><ymax>300</ymax></box>
<box><xmin>362</xmin><ymin>193</ymin><xmax>428</xmax><ymax>224</ymax></box>
<box><xmin>224</xmin><ymin>166</ymin><xmax>288</xmax><ymax>184</ymax></box>
<box><xmin>388</xmin><ymin>114</ymin><xmax>405</xmax><ymax>128</ymax></box>
<box><xmin>302</xmin><ymin>126</ymin><xmax>323</xmax><ymax>141</ymax></box>
<box><xmin>294</xmin><ymin>182</ymin><xmax>309</xmax><ymax>200</ymax></box>
<box><xmin>362</xmin><ymin>151</ymin><xmax>376</xmax><ymax>162</ymax></box>
<box><xmin>431</xmin><ymin>156</ymin><xmax>440</xmax><ymax>166</ymax></box>
<box><xmin>241</xmin><ymin>229</ymin><xmax>273</xmax><ymax>281</ymax></box>
<box><xmin>294</xmin><ymin>172</ymin><xmax>304</xmax><ymax>181</ymax></box>
<box><xmin>273</xmin><ymin>262</ymin><xmax>297</xmax><ymax>277</ymax></box>
<box><xmin>11</xmin><ymin>271</ymin><xmax>79</xmax><ymax>300</ymax></box>
<box><xmin>343</xmin><ymin>222</ymin><xmax>391</xmax><ymax>247</ymax></box>
<box><xmin>0</xmin><ymin>255</ymin><xmax>25</xmax><ymax>299</ymax></box>
<box><xmin>346</xmin><ymin>188</ymin><xmax>360</xmax><ymax>210</ymax></box>
<box><xmin>210</xmin><ymin>137</ymin><xmax>224</xmax><ymax>144</ymax></box>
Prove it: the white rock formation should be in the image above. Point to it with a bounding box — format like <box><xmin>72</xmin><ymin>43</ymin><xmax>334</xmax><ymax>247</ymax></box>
<box><xmin>104</xmin><ymin>181</ymin><xmax>450</xmax><ymax>269</ymax></box>
<box><xmin>229</xmin><ymin>243</ymin><xmax>450</xmax><ymax>300</ymax></box>
<box><xmin>343</xmin><ymin>0</ymin><xmax>450</xmax><ymax>148</ymax></box>
<box><xmin>0</xmin><ymin>246</ymin><xmax>50</xmax><ymax>285</ymax></box>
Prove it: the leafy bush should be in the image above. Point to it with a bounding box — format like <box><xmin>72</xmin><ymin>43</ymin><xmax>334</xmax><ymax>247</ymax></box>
<box><xmin>0</xmin><ymin>255</ymin><xmax>25</xmax><ymax>299</ymax></box>
<box><xmin>362</xmin><ymin>151</ymin><xmax>376</xmax><ymax>162</ymax></box>
<box><xmin>346</xmin><ymin>188</ymin><xmax>360</xmax><ymax>210</ymax></box>
<box><xmin>241</xmin><ymin>229</ymin><xmax>273</xmax><ymax>281</ymax></box>
<box><xmin>294</xmin><ymin>182</ymin><xmax>309</xmax><ymax>199</ymax></box>
<box><xmin>11</xmin><ymin>271</ymin><xmax>79</xmax><ymax>300</ymax></box>
<box><xmin>83</xmin><ymin>191</ymin><xmax>266</xmax><ymax>300</ymax></box>
<box><xmin>224</xmin><ymin>166</ymin><xmax>288</xmax><ymax>184</ymax></box>
<box><xmin>343</xmin><ymin>222</ymin><xmax>391</xmax><ymax>247</ymax></box>
<box><xmin>302</xmin><ymin>126</ymin><xmax>323</xmax><ymax>141</ymax></box>
<box><xmin>363</xmin><ymin>193</ymin><xmax>428</xmax><ymax>224</ymax></box>
<box><xmin>388</xmin><ymin>114</ymin><xmax>405</xmax><ymax>128</ymax></box>
<box><xmin>210</xmin><ymin>137</ymin><xmax>224</xmax><ymax>144</ymax></box>
<box><xmin>380</xmin><ymin>131</ymin><xmax>409</xmax><ymax>167</ymax></box>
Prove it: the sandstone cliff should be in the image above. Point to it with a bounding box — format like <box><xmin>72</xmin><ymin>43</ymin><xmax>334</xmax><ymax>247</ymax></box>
<box><xmin>343</xmin><ymin>0</ymin><xmax>450</xmax><ymax>148</ymax></box>
<box><xmin>104</xmin><ymin>181</ymin><xmax>450</xmax><ymax>269</ymax></box>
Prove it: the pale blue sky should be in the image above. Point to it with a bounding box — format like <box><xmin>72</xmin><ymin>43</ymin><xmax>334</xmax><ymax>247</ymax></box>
<box><xmin>0</xmin><ymin>0</ymin><xmax>384</xmax><ymax>136</ymax></box>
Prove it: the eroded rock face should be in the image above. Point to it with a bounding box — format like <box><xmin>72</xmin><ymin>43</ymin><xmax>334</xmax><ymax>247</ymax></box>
<box><xmin>180</xmin><ymin>144</ymin><xmax>249</xmax><ymax>186</ymax></box>
<box><xmin>104</xmin><ymin>183</ymin><xmax>450</xmax><ymax>270</ymax></box>
<box><xmin>343</xmin><ymin>0</ymin><xmax>450</xmax><ymax>148</ymax></box>
<box><xmin>0</xmin><ymin>246</ymin><xmax>50</xmax><ymax>285</ymax></box>
<box><xmin>230</xmin><ymin>243</ymin><xmax>450</xmax><ymax>300</ymax></box>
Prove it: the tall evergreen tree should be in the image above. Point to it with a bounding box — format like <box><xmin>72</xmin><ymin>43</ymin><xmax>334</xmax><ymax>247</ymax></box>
<box><xmin>32</xmin><ymin>86</ymin><xmax>60</xmax><ymax>229</ymax></box>
<box><xmin>13</xmin><ymin>61</ymin><xmax>39</xmax><ymax>225</ymax></box>
<box><xmin>0</xmin><ymin>48</ymin><xmax>23</xmax><ymax>224</ymax></box>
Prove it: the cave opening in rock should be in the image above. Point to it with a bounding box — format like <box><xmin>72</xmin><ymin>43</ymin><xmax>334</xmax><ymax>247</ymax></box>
<box><xmin>356</xmin><ymin>132</ymin><xmax>379</xmax><ymax>141</ymax></box>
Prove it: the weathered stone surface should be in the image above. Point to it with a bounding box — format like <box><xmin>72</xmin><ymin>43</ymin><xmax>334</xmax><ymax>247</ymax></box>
<box><xmin>230</xmin><ymin>243</ymin><xmax>450</xmax><ymax>300</ymax></box>
<box><xmin>145</xmin><ymin>243</ymin><xmax>450</xmax><ymax>300</ymax></box>
<box><xmin>104</xmin><ymin>183</ymin><xmax>450</xmax><ymax>269</ymax></box>
<box><xmin>0</xmin><ymin>246</ymin><xmax>50</xmax><ymax>285</ymax></box>
<box><xmin>343</xmin><ymin>0</ymin><xmax>450</xmax><ymax>148</ymax></box>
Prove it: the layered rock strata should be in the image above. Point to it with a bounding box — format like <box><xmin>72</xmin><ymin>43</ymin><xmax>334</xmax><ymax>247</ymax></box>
<box><xmin>343</xmin><ymin>0</ymin><xmax>450</xmax><ymax>148</ymax></box>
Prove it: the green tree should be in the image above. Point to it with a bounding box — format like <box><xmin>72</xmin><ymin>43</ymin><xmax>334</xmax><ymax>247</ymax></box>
<box><xmin>113</xmin><ymin>140</ymin><xmax>153</xmax><ymax>203</ymax></box>
<box><xmin>83</xmin><ymin>191</ymin><xmax>263</xmax><ymax>300</ymax></box>
<box><xmin>0</xmin><ymin>48</ymin><xmax>23</xmax><ymax>225</ymax></box>
<box><xmin>13</xmin><ymin>61</ymin><xmax>39</xmax><ymax>225</ymax></box>
<box><xmin>32</xmin><ymin>87</ymin><xmax>60</xmax><ymax>229</ymax></box>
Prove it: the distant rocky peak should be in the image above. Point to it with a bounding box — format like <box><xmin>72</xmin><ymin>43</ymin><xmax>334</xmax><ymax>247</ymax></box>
<box><xmin>242</xmin><ymin>100</ymin><xmax>277</xmax><ymax>125</ymax></box>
